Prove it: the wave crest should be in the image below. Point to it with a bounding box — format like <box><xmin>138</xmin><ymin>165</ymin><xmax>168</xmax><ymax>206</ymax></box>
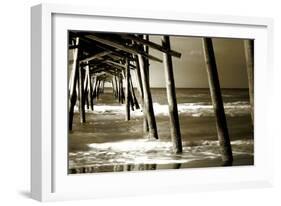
<box><xmin>75</xmin><ymin>101</ymin><xmax>250</xmax><ymax>117</ymax></box>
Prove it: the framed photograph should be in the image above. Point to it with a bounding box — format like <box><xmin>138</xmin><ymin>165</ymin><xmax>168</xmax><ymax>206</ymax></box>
<box><xmin>31</xmin><ymin>3</ymin><xmax>274</xmax><ymax>201</ymax></box>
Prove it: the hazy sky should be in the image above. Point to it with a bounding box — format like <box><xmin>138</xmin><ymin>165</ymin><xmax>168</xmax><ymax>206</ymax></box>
<box><xmin>147</xmin><ymin>36</ymin><xmax>249</xmax><ymax>88</ymax></box>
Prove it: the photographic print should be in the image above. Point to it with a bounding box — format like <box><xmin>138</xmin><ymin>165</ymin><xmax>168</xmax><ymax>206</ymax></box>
<box><xmin>67</xmin><ymin>31</ymin><xmax>254</xmax><ymax>174</ymax></box>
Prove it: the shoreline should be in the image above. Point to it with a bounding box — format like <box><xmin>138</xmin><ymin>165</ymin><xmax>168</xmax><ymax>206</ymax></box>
<box><xmin>69</xmin><ymin>153</ymin><xmax>254</xmax><ymax>174</ymax></box>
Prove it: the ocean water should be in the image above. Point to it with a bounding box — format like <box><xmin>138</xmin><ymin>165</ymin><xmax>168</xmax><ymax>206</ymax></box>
<box><xmin>68</xmin><ymin>88</ymin><xmax>254</xmax><ymax>174</ymax></box>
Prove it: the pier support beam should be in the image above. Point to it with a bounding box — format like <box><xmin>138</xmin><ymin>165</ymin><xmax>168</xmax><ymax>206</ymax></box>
<box><xmin>78</xmin><ymin>65</ymin><xmax>86</xmax><ymax>123</ymax></box>
<box><xmin>86</xmin><ymin>64</ymin><xmax>94</xmax><ymax>111</ymax></box>
<box><xmin>119</xmin><ymin>76</ymin><xmax>124</xmax><ymax>103</ymax></box>
<box><xmin>118</xmin><ymin>75</ymin><xmax>124</xmax><ymax>104</ymax></box>
<box><xmin>125</xmin><ymin>58</ymin><xmax>130</xmax><ymax>121</ymax></box>
<box><xmin>162</xmin><ymin>36</ymin><xmax>182</xmax><ymax>153</ymax></box>
<box><xmin>202</xmin><ymin>38</ymin><xmax>233</xmax><ymax>165</ymax></box>
<box><xmin>129</xmin><ymin>75</ymin><xmax>139</xmax><ymax>109</ymax></box>
<box><xmin>91</xmin><ymin>76</ymin><xmax>96</xmax><ymax>105</ymax></box>
<box><xmin>138</xmin><ymin>54</ymin><xmax>158</xmax><ymax>139</ymax></box>
<box><xmin>143</xmin><ymin>35</ymin><xmax>150</xmax><ymax>133</ymax></box>
<box><xmin>101</xmin><ymin>80</ymin><xmax>104</xmax><ymax>93</ymax></box>
<box><xmin>111</xmin><ymin>78</ymin><xmax>116</xmax><ymax>97</ymax></box>
<box><xmin>93</xmin><ymin>77</ymin><xmax>98</xmax><ymax>100</ymax></box>
<box><xmin>134</xmin><ymin>36</ymin><xmax>150</xmax><ymax>133</ymax></box>
<box><xmin>134</xmin><ymin>55</ymin><xmax>149</xmax><ymax>134</ymax></box>
<box><xmin>118</xmin><ymin>76</ymin><xmax>122</xmax><ymax>103</ymax></box>
<box><xmin>114</xmin><ymin>75</ymin><xmax>119</xmax><ymax>98</ymax></box>
<box><xmin>69</xmin><ymin>37</ymin><xmax>80</xmax><ymax>130</ymax></box>
<box><xmin>96</xmin><ymin>80</ymin><xmax>101</xmax><ymax>99</ymax></box>
<box><xmin>83</xmin><ymin>68</ymin><xmax>89</xmax><ymax>109</ymax></box>
<box><xmin>244</xmin><ymin>39</ymin><xmax>254</xmax><ymax>123</ymax></box>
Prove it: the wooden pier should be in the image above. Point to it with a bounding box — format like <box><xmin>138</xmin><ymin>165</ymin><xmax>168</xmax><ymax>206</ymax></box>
<box><xmin>68</xmin><ymin>31</ymin><xmax>253</xmax><ymax>163</ymax></box>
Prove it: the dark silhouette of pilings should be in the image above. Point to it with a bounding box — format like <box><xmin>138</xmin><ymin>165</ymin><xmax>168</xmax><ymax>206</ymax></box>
<box><xmin>114</xmin><ymin>75</ymin><xmax>119</xmax><ymax>98</ymax></box>
<box><xmin>125</xmin><ymin>58</ymin><xmax>130</xmax><ymax>121</ymax></box>
<box><xmin>138</xmin><ymin>54</ymin><xmax>158</xmax><ymax>139</ymax></box>
<box><xmin>129</xmin><ymin>75</ymin><xmax>139</xmax><ymax>109</ymax></box>
<box><xmin>85</xmin><ymin>64</ymin><xmax>94</xmax><ymax>111</ymax></box>
<box><xmin>68</xmin><ymin>37</ymin><xmax>79</xmax><ymax>130</ymax></box>
<box><xmin>202</xmin><ymin>37</ymin><xmax>233</xmax><ymax>165</ymax></box>
<box><xmin>93</xmin><ymin>77</ymin><xmax>99</xmax><ymax>100</ymax></box>
<box><xmin>244</xmin><ymin>39</ymin><xmax>254</xmax><ymax>123</ymax></box>
<box><xmin>134</xmin><ymin>54</ymin><xmax>149</xmax><ymax>135</ymax></box>
<box><xmin>78</xmin><ymin>65</ymin><xmax>86</xmax><ymax>123</ymax></box>
<box><xmin>162</xmin><ymin>36</ymin><xmax>183</xmax><ymax>153</ymax></box>
<box><xmin>143</xmin><ymin>35</ymin><xmax>150</xmax><ymax>133</ymax></box>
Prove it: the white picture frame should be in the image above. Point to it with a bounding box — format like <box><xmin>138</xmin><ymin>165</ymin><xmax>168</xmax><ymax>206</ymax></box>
<box><xmin>31</xmin><ymin>3</ymin><xmax>274</xmax><ymax>202</ymax></box>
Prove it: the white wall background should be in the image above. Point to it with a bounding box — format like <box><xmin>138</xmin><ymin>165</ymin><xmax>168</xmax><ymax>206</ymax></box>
<box><xmin>0</xmin><ymin>0</ymin><xmax>280</xmax><ymax>205</ymax></box>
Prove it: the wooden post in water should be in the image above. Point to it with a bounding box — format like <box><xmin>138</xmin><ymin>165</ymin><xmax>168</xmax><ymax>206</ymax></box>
<box><xmin>114</xmin><ymin>75</ymin><xmax>119</xmax><ymax>98</ymax></box>
<box><xmin>83</xmin><ymin>73</ymin><xmax>89</xmax><ymax>109</ymax></box>
<box><xmin>112</xmin><ymin>76</ymin><xmax>118</xmax><ymax>98</ymax></box>
<box><xmin>91</xmin><ymin>76</ymin><xmax>96</xmax><ymax>107</ymax></box>
<box><xmin>86</xmin><ymin>64</ymin><xmax>94</xmax><ymax>111</ymax></box>
<box><xmin>118</xmin><ymin>76</ymin><xmax>122</xmax><ymax>103</ymax></box>
<box><xmin>101</xmin><ymin>80</ymin><xmax>105</xmax><ymax>93</ymax></box>
<box><xmin>202</xmin><ymin>38</ymin><xmax>233</xmax><ymax>165</ymax></box>
<box><xmin>143</xmin><ymin>35</ymin><xmax>150</xmax><ymax>81</ymax></box>
<box><xmin>120</xmin><ymin>76</ymin><xmax>125</xmax><ymax>103</ymax></box>
<box><xmin>244</xmin><ymin>39</ymin><xmax>254</xmax><ymax>123</ymax></box>
<box><xmin>134</xmin><ymin>55</ymin><xmax>144</xmax><ymax>97</ymax></box>
<box><xmin>93</xmin><ymin>77</ymin><xmax>98</xmax><ymax>100</ymax></box>
<box><xmin>125</xmin><ymin>58</ymin><xmax>130</xmax><ymax>121</ymax></box>
<box><xmin>94</xmin><ymin>79</ymin><xmax>98</xmax><ymax>99</ymax></box>
<box><xmin>96</xmin><ymin>80</ymin><xmax>101</xmax><ymax>99</ymax></box>
<box><xmin>162</xmin><ymin>36</ymin><xmax>182</xmax><ymax>153</ymax></box>
<box><xmin>78</xmin><ymin>65</ymin><xmax>86</xmax><ymax>123</ymax></box>
<box><xmin>143</xmin><ymin>35</ymin><xmax>150</xmax><ymax>133</ymax></box>
<box><xmin>69</xmin><ymin>37</ymin><xmax>79</xmax><ymax>130</ymax></box>
<box><xmin>134</xmin><ymin>56</ymin><xmax>149</xmax><ymax>134</ymax></box>
<box><xmin>138</xmin><ymin>54</ymin><xmax>158</xmax><ymax>139</ymax></box>
<box><xmin>129</xmin><ymin>75</ymin><xmax>140</xmax><ymax>109</ymax></box>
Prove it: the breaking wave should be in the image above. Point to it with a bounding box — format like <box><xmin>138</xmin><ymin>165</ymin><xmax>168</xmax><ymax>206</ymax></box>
<box><xmin>75</xmin><ymin>101</ymin><xmax>250</xmax><ymax>117</ymax></box>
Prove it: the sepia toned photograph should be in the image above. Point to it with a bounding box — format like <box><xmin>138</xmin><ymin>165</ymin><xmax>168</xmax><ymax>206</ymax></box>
<box><xmin>67</xmin><ymin>31</ymin><xmax>254</xmax><ymax>174</ymax></box>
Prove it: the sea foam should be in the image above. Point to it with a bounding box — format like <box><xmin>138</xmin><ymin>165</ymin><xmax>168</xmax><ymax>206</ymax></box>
<box><xmin>74</xmin><ymin>101</ymin><xmax>250</xmax><ymax>117</ymax></box>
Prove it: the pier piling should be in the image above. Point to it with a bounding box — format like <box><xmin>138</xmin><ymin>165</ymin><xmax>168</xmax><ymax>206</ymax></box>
<box><xmin>138</xmin><ymin>54</ymin><xmax>158</xmax><ymax>139</ymax></box>
<box><xmin>68</xmin><ymin>37</ymin><xmax>80</xmax><ymax>130</ymax></box>
<box><xmin>162</xmin><ymin>36</ymin><xmax>183</xmax><ymax>153</ymax></box>
<box><xmin>78</xmin><ymin>65</ymin><xmax>86</xmax><ymax>123</ymax></box>
<box><xmin>86</xmin><ymin>65</ymin><xmax>94</xmax><ymax>111</ymax></box>
<box><xmin>244</xmin><ymin>39</ymin><xmax>254</xmax><ymax>123</ymax></box>
<box><xmin>202</xmin><ymin>37</ymin><xmax>233</xmax><ymax>165</ymax></box>
<box><xmin>125</xmin><ymin>58</ymin><xmax>131</xmax><ymax>121</ymax></box>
